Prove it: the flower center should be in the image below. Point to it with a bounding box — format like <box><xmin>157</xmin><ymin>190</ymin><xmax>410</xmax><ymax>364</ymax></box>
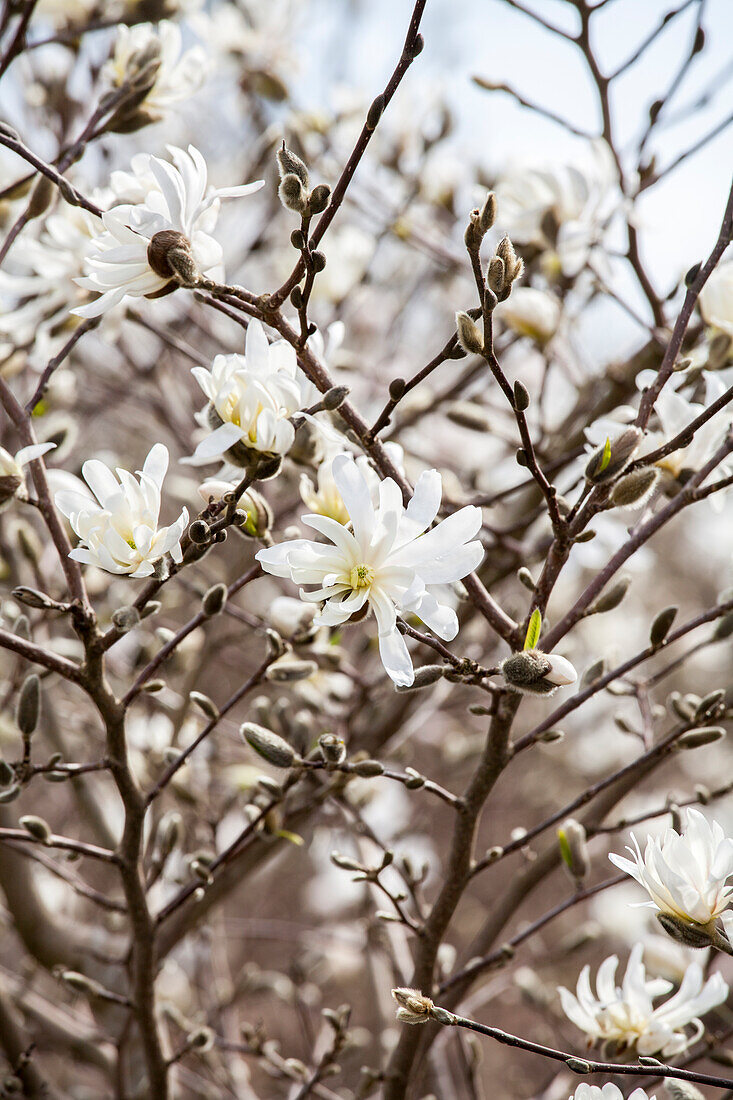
<box><xmin>349</xmin><ymin>563</ymin><xmax>375</xmax><ymax>589</ymax></box>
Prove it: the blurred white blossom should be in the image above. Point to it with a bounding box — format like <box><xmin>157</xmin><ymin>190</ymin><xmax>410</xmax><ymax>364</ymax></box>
<box><xmin>105</xmin><ymin>20</ymin><xmax>208</xmax><ymax>120</ymax></box>
<box><xmin>559</xmin><ymin>942</ymin><xmax>727</xmax><ymax>1056</ymax></box>
<box><xmin>700</xmin><ymin>260</ymin><xmax>733</xmax><ymax>337</ymax></box>
<box><xmin>0</xmin><ymin>442</ymin><xmax>55</xmax><ymax>510</ymax></box>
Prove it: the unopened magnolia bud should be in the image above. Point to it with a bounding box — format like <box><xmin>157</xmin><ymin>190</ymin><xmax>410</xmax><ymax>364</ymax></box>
<box><xmin>0</xmin><ymin>785</ymin><xmax>21</xmax><ymax>803</ymax></box>
<box><xmin>517</xmin><ymin>567</ymin><xmax>535</xmax><ymax>591</ymax></box>
<box><xmin>712</xmin><ymin>611</ymin><xmax>733</xmax><ymax>640</ymax></box>
<box><xmin>395</xmin><ymin>664</ymin><xmax>445</xmax><ymax>692</ymax></box>
<box><xmin>12</xmin><ymin>586</ymin><xmax>57</xmax><ymax>610</ymax></box>
<box><xmin>141</xmin><ymin>679</ymin><xmax>166</xmax><ymax>694</ymax></box>
<box><xmin>310</xmin><ymin>249</ymin><xmax>326</xmax><ymax>271</ymax></box>
<box><xmin>501</xmin><ymin>650</ymin><xmax>576</xmax><ymax>695</ymax></box>
<box><xmin>487</xmin><ymin>256</ymin><xmax>505</xmax><ymax>296</ymax></box>
<box><xmin>495</xmin><ymin>236</ymin><xmax>523</xmax><ymax>289</ymax></box>
<box><xmin>558</xmin><ymin>818</ymin><xmax>588</xmax><ymax>883</ymax></box>
<box><xmin>189</xmin><ymin>519</ymin><xmax>211</xmax><ymax>545</ymax></box>
<box><xmin>696</xmin><ymin>688</ymin><xmax>725</xmax><ymax>720</ymax></box>
<box><xmin>318</xmin><ymin>733</ymin><xmax>346</xmax><ymax>765</ymax></box>
<box><xmin>27</xmin><ymin>174</ymin><xmax>55</xmax><ymax>220</ymax></box>
<box><xmin>366</xmin><ymin>93</ymin><xmax>385</xmax><ymax>130</ymax></box>
<box><xmin>16</xmin><ymin>674</ymin><xmax>40</xmax><ymax>737</ymax></box>
<box><xmin>188</xmin><ymin>1026</ymin><xmax>214</xmax><ymax>1052</ymax></box>
<box><xmin>480</xmin><ymin>191</ymin><xmax>497</xmax><ymax>232</ymax></box>
<box><xmin>656</xmin><ymin>911</ymin><xmax>713</xmax><ymax>949</ymax></box>
<box><xmin>154</xmin><ymin>811</ymin><xmax>181</xmax><ymax>861</ymax></box>
<box><xmin>391</xmin><ymin>988</ymin><xmax>433</xmax><ymax>1024</ymax></box>
<box><xmin>610</xmin><ymin>466</ymin><xmax>660</xmax><ymax>508</ymax></box>
<box><xmin>266</xmin><ymin>658</ymin><xmax>317</xmax><ymax>682</ymax></box>
<box><xmin>537</xmin><ymin>728</ymin><xmax>565</xmax><ymax>743</ymax></box>
<box><xmin>308</xmin><ymin>184</ymin><xmax>330</xmax><ymax>215</ymax></box>
<box><xmin>19</xmin><ymin>814</ymin><xmax>52</xmax><ymax>842</ymax></box>
<box><xmin>202</xmin><ymin>582</ymin><xmax>227</xmax><ymax>617</ymax></box>
<box><xmin>140</xmin><ymin>600</ymin><xmax>161</xmax><ymax>620</ymax></box>
<box><xmin>566</xmin><ymin>1057</ymin><xmax>592</xmax><ymax>1074</ymax></box>
<box><xmin>112</xmin><ymin>605</ymin><xmax>140</xmax><ymax>633</ymax></box>
<box><xmin>352</xmin><ymin>759</ymin><xmax>384</xmax><ymax>777</ymax></box>
<box><xmin>650</xmin><ymin>605</ymin><xmax>677</xmax><ymax>648</ymax></box>
<box><xmin>431</xmin><ymin>1005</ymin><xmax>456</xmax><ymax>1026</ymax></box>
<box><xmin>61</xmin><ymin>971</ymin><xmax>104</xmax><ymax>997</ymax></box>
<box><xmin>580</xmin><ymin>658</ymin><xmax>605</xmax><ymax>688</ymax></box>
<box><xmin>276</xmin><ymin>143</ymin><xmax>309</xmax><ymax>186</ymax></box>
<box><xmin>278</xmin><ymin>173</ymin><xmax>308</xmax><ymax>214</ymax></box>
<box><xmin>585</xmin><ymin>428</ymin><xmax>643</xmax><ymax>484</ymax></box>
<box><xmin>677</xmin><ymin>726</ymin><xmax>726</xmax><ymax>749</ymax></box>
<box><xmin>455</xmin><ymin>311</ymin><xmax>484</xmax><ymax>355</ymax></box>
<box><xmin>189</xmin><ymin>691</ymin><xmax>219</xmax><ymax>720</ymax></box>
<box><xmin>147</xmin><ymin>229</ymin><xmax>195</xmax><ymax>281</ymax></box>
<box><xmin>242</xmin><ymin>722</ymin><xmax>297</xmax><ymax>768</ymax></box>
<box><xmin>322</xmin><ymin>385</ymin><xmax>349</xmax><ymax>410</ymax></box>
<box><xmin>587</xmin><ymin>577</ymin><xmax>631</xmax><ymax>615</ymax></box>
<box><xmin>235</xmin><ymin>488</ymin><xmax>273</xmax><ymax>539</ymax></box>
<box><xmin>513</xmin><ymin>380</ymin><xmax>530</xmax><ymax>411</ymax></box>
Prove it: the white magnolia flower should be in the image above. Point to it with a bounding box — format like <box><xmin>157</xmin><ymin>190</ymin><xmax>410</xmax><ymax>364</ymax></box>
<box><xmin>569</xmin><ymin>1086</ymin><xmax>649</xmax><ymax>1100</ymax></box>
<box><xmin>0</xmin><ymin>442</ymin><xmax>55</xmax><ymax>509</ymax></box>
<box><xmin>55</xmin><ymin>443</ymin><xmax>188</xmax><ymax>577</ymax></box>
<box><xmin>299</xmin><ymin>442</ymin><xmax>404</xmax><ymax>524</ymax></box>
<box><xmin>499</xmin><ymin>286</ymin><xmax>561</xmax><ymax>344</ymax></box>
<box><xmin>559</xmin><ymin>943</ymin><xmax>727</xmax><ymax>1057</ymax></box>
<box><xmin>185</xmin><ymin>319</ymin><xmax>307</xmax><ymax>465</ymax></box>
<box><xmin>496</xmin><ymin>142</ymin><xmax>618</xmax><ymax>277</ymax></box>
<box><xmin>256</xmin><ymin>454</ymin><xmax>484</xmax><ymax>686</ymax></box>
<box><xmin>73</xmin><ymin>145</ymin><xmax>264</xmax><ymax>318</ymax></box>
<box><xmin>105</xmin><ymin>21</ymin><xmax>208</xmax><ymax>120</ymax></box>
<box><xmin>609</xmin><ymin>809</ymin><xmax>733</xmax><ymax>942</ymax></box>
<box><xmin>700</xmin><ymin>259</ymin><xmax>733</xmax><ymax>337</ymax></box>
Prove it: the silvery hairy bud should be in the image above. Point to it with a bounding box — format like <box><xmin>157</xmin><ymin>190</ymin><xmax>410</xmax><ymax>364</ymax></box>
<box><xmin>696</xmin><ymin>688</ymin><xmax>726</xmax><ymax>721</ymax></box>
<box><xmin>655</xmin><ymin>911</ymin><xmax>715</xmax><ymax>949</ymax></box>
<box><xmin>16</xmin><ymin>674</ymin><xmax>40</xmax><ymax>738</ymax></box>
<box><xmin>265</xmin><ymin>658</ymin><xmax>317</xmax><ymax>682</ymax></box>
<box><xmin>112</xmin><ymin>605</ymin><xmax>140</xmax><ymax>633</ymax></box>
<box><xmin>492</xmin><ymin>236</ymin><xmax>524</xmax><ymax>300</ymax></box>
<box><xmin>242</xmin><ymin>722</ymin><xmax>298</xmax><ymax>768</ymax></box>
<box><xmin>391</xmin><ymin>988</ymin><xmax>434</xmax><ymax>1025</ymax></box>
<box><xmin>395</xmin><ymin>664</ymin><xmax>445</xmax><ymax>692</ymax></box>
<box><xmin>318</xmin><ymin>733</ymin><xmax>346</xmax><ymax>765</ymax></box>
<box><xmin>19</xmin><ymin>815</ymin><xmax>52</xmax><ymax>843</ymax></box>
<box><xmin>201</xmin><ymin>582</ymin><xmax>227</xmax><ymax>617</ymax></box>
<box><xmin>500</xmin><ymin>650</ymin><xmax>576</xmax><ymax>696</ymax></box>
<box><xmin>276</xmin><ymin>142</ymin><xmax>309</xmax><ymax>186</ymax></box>
<box><xmin>676</xmin><ymin>726</ymin><xmax>726</xmax><ymax>749</ymax></box>
<box><xmin>610</xmin><ymin>466</ymin><xmax>660</xmax><ymax>509</ymax></box>
<box><xmin>557</xmin><ymin>818</ymin><xmax>588</xmax><ymax>884</ymax></box>
<box><xmin>189</xmin><ymin>519</ymin><xmax>211</xmax><ymax>545</ymax></box>
<box><xmin>587</xmin><ymin>576</ymin><xmax>631</xmax><ymax>615</ymax></box>
<box><xmin>352</xmin><ymin>759</ymin><xmax>384</xmax><ymax>777</ymax></box>
<box><xmin>455</xmin><ymin>311</ymin><xmax>484</xmax><ymax>355</ymax></box>
<box><xmin>26</xmin><ymin>174</ymin><xmax>55</xmax><ymax>220</ymax></box>
<box><xmin>12</xmin><ymin>586</ymin><xmax>58</xmax><ymax>611</ymax></box>
<box><xmin>278</xmin><ymin>173</ymin><xmax>309</xmax><ymax>215</ymax></box>
<box><xmin>650</xmin><ymin>605</ymin><xmax>677</xmax><ymax>648</ymax></box>
<box><xmin>147</xmin><ymin>229</ymin><xmax>199</xmax><ymax>286</ymax></box>
<box><xmin>308</xmin><ymin>184</ymin><xmax>331</xmax><ymax>216</ymax></box>
<box><xmin>585</xmin><ymin>427</ymin><xmax>643</xmax><ymax>484</ymax></box>
<box><xmin>189</xmin><ymin>691</ymin><xmax>219</xmax><ymax>720</ymax></box>
<box><xmin>464</xmin><ymin>192</ymin><xmax>497</xmax><ymax>250</ymax></box>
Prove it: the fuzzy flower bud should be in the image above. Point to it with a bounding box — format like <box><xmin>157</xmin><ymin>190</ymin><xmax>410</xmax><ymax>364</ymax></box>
<box><xmin>455</xmin><ymin>311</ymin><xmax>484</xmax><ymax>355</ymax></box>
<box><xmin>391</xmin><ymin>988</ymin><xmax>434</xmax><ymax>1025</ymax></box>
<box><xmin>558</xmin><ymin>818</ymin><xmax>589</xmax><ymax>883</ymax></box>
<box><xmin>585</xmin><ymin>428</ymin><xmax>643</xmax><ymax>485</ymax></box>
<box><xmin>501</xmin><ymin>650</ymin><xmax>577</xmax><ymax>696</ymax></box>
<box><xmin>242</xmin><ymin>722</ymin><xmax>297</xmax><ymax>768</ymax></box>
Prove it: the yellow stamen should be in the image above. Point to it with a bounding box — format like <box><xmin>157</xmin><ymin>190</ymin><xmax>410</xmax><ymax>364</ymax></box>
<box><xmin>350</xmin><ymin>563</ymin><xmax>375</xmax><ymax>589</ymax></box>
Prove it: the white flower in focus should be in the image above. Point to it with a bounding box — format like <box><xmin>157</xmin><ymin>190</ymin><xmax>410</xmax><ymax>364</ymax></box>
<box><xmin>499</xmin><ymin>286</ymin><xmax>561</xmax><ymax>344</ymax></box>
<box><xmin>55</xmin><ymin>443</ymin><xmax>188</xmax><ymax>577</ymax></box>
<box><xmin>0</xmin><ymin>443</ymin><xmax>56</xmax><ymax>509</ymax></box>
<box><xmin>568</xmin><ymin>1086</ymin><xmax>649</xmax><ymax>1100</ymax></box>
<box><xmin>186</xmin><ymin>320</ymin><xmax>307</xmax><ymax>465</ymax></box>
<box><xmin>256</xmin><ymin>454</ymin><xmax>484</xmax><ymax>686</ymax></box>
<box><xmin>105</xmin><ymin>21</ymin><xmax>208</xmax><ymax>121</ymax></box>
<box><xmin>609</xmin><ymin>809</ymin><xmax>733</xmax><ymax>942</ymax></box>
<box><xmin>73</xmin><ymin>145</ymin><xmax>264</xmax><ymax>318</ymax></box>
<box><xmin>700</xmin><ymin>260</ymin><xmax>733</xmax><ymax>337</ymax></box>
<box><xmin>496</xmin><ymin>143</ymin><xmax>618</xmax><ymax>277</ymax></box>
<box><xmin>559</xmin><ymin>943</ymin><xmax>727</xmax><ymax>1057</ymax></box>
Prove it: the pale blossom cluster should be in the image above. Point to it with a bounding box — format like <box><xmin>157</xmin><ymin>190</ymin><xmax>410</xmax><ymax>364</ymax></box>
<box><xmin>104</xmin><ymin>20</ymin><xmax>208</xmax><ymax>122</ymax></box>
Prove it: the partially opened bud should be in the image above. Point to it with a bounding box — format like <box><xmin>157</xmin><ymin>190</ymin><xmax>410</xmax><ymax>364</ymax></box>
<box><xmin>391</xmin><ymin>988</ymin><xmax>434</xmax><ymax>1024</ymax></box>
<box><xmin>585</xmin><ymin>428</ymin><xmax>643</xmax><ymax>485</ymax></box>
<box><xmin>501</xmin><ymin>650</ymin><xmax>576</xmax><ymax>695</ymax></box>
<box><xmin>455</xmin><ymin>311</ymin><xmax>484</xmax><ymax>355</ymax></box>
<box><xmin>558</xmin><ymin>818</ymin><xmax>588</xmax><ymax>883</ymax></box>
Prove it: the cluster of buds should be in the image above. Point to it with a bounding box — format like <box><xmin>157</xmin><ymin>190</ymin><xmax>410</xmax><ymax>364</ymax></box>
<box><xmin>276</xmin><ymin>142</ymin><xmax>331</xmax><ymax>220</ymax></box>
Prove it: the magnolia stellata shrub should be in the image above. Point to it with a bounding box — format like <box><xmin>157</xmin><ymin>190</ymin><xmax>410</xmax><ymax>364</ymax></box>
<box><xmin>0</xmin><ymin>1</ymin><xmax>732</xmax><ymax>1098</ymax></box>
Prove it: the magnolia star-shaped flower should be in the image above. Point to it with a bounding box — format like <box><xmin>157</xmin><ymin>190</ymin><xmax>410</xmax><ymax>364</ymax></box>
<box><xmin>55</xmin><ymin>443</ymin><xmax>187</xmax><ymax>577</ymax></box>
<box><xmin>569</xmin><ymin>1087</ymin><xmax>650</xmax><ymax>1100</ymax></box>
<box><xmin>73</xmin><ymin>145</ymin><xmax>264</xmax><ymax>318</ymax></box>
<box><xmin>609</xmin><ymin>808</ymin><xmax>733</xmax><ymax>942</ymax></box>
<box><xmin>559</xmin><ymin>943</ymin><xmax>727</xmax><ymax>1057</ymax></box>
<box><xmin>256</xmin><ymin>454</ymin><xmax>484</xmax><ymax>686</ymax></box>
